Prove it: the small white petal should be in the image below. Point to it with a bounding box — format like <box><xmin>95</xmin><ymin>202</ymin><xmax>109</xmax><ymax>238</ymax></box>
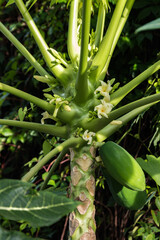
<box><xmin>95</xmin><ymin>80</ymin><xmax>112</xmax><ymax>97</ymax></box>
<box><xmin>95</xmin><ymin>101</ymin><xmax>113</xmax><ymax>119</ymax></box>
<box><xmin>82</xmin><ymin>130</ymin><xmax>95</xmax><ymax>145</ymax></box>
<box><xmin>41</xmin><ymin>111</ymin><xmax>50</xmax><ymax>124</ymax></box>
<box><xmin>103</xmin><ymin>93</ymin><xmax>110</xmax><ymax>102</ymax></box>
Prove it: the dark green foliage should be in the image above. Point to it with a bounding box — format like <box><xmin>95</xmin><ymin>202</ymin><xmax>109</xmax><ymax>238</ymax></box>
<box><xmin>0</xmin><ymin>226</ymin><xmax>41</xmax><ymax>240</ymax></box>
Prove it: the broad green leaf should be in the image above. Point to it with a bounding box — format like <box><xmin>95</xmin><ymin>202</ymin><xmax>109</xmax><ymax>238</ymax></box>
<box><xmin>0</xmin><ymin>179</ymin><xmax>79</xmax><ymax>227</ymax></box>
<box><xmin>135</xmin><ymin>18</ymin><xmax>160</xmax><ymax>34</ymax></box>
<box><xmin>0</xmin><ymin>226</ymin><xmax>40</xmax><ymax>240</ymax></box>
<box><xmin>136</xmin><ymin>155</ymin><xmax>160</xmax><ymax>186</ymax></box>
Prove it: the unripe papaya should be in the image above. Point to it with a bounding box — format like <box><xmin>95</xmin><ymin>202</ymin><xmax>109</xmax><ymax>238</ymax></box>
<box><xmin>99</xmin><ymin>141</ymin><xmax>146</xmax><ymax>191</ymax></box>
<box><xmin>104</xmin><ymin>171</ymin><xmax>147</xmax><ymax>210</ymax></box>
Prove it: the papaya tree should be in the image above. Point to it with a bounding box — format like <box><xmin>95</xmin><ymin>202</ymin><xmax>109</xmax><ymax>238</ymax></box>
<box><xmin>0</xmin><ymin>0</ymin><xmax>160</xmax><ymax>239</ymax></box>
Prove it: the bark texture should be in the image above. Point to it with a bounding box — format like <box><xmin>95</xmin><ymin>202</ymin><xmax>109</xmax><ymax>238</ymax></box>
<box><xmin>69</xmin><ymin>146</ymin><xmax>96</xmax><ymax>240</ymax></box>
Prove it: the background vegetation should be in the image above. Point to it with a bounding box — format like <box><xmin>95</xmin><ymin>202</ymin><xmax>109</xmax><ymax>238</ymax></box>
<box><xmin>0</xmin><ymin>0</ymin><xmax>160</xmax><ymax>239</ymax></box>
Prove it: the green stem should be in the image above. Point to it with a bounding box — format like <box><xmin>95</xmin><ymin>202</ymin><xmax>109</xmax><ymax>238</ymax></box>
<box><xmin>68</xmin><ymin>0</ymin><xmax>80</xmax><ymax>62</ymax></box>
<box><xmin>40</xmin><ymin>149</ymin><xmax>68</xmax><ymax>190</ymax></box>
<box><xmin>110</xmin><ymin>93</ymin><xmax>160</xmax><ymax>120</ymax></box>
<box><xmin>0</xmin><ymin>22</ymin><xmax>51</xmax><ymax>78</ymax></box>
<box><xmin>75</xmin><ymin>0</ymin><xmax>92</xmax><ymax>104</ymax></box>
<box><xmin>90</xmin><ymin>0</ymin><xmax>128</xmax><ymax>80</ymax></box>
<box><xmin>15</xmin><ymin>0</ymin><xmax>65</xmax><ymax>78</ymax></box>
<box><xmin>94</xmin><ymin>2</ymin><xmax>106</xmax><ymax>48</ymax></box>
<box><xmin>0</xmin><ymin>82</ymin><xmax>54</xmax><ymax>113</ymax></box>
<box><xmin>0</xmin><ymin>119</ymin><xmax>67</xmax><ymax>138</ymax></box>
<box><xmin>111</xmin><ymin>60</ymin><xmax>160</xmax><ymax>106</ymax></box>
<box><xmin>99</xmin><ymin>0</ymin><xmax>135</xmax><ymax>80</ymax></box>
<box><xmin>0</xmin><ymin>82</ymin><xmax>81</xmax><ymax>124</ymax></box>
<box><xmin>83</xmin><ymin>92</ymin><xmax>160</xmax><ymax>131</ymax></box>
<box><xmin>22</xmin><ymin>137</ymin><xmax>84</xmax><ymax>182</ymax></box>
<box><xmin>96</xmin><ymin>102</ymin><xmax>156</xmax><ymax>142</ymax></box>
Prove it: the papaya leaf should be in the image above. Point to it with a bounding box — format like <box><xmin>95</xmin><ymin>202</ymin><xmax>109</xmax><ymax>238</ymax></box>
<box><xmin>0</xmin><ymin>179</ymin><xmax>79</xmax><ymax>227</ymax></box>
<box><xmin>0</xmin><ymin>226</ymin><xmax>41</xmax><ymax>240</ymax></box>
<box><xmin>136</xmin><ymin>155</ymin><xmax>160</xmax><ymax>186</ymax></box>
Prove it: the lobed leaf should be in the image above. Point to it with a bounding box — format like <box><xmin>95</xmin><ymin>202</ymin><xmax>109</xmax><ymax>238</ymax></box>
<box><xmin>0</xmin><ymin>179</ymin><xmax>79</xmax><ymax>227</ymax></box>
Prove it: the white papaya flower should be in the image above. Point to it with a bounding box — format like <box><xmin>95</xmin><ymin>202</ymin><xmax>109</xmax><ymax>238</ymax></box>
<box><xmin>94</xmin><ymin>100</ymin><xmax>113</xmax><ymax>118</ymax></box>
<box><xmin>94</xmin><ymin>80</ymin><xmax>112</xmax><ymax>98</ymax></box>
<box><xmin>82</xmin><ymin>130</ymin><xmax>95</xmax><ymax>145</ymax></box>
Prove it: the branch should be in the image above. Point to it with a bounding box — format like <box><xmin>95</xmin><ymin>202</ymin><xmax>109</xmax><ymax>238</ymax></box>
<box><xmin>75</xmin><ymin>0</ymin><xmax>92</xmax><ymax>104</ymax></box>
<box><xmin>99</xmin><ymin>0</ymin><xmax>135</xmax><ymax>80</ymax></box>
<box><xmin>67</xmin><ymin>0</ymin><xmax>80</xmax><ymax>62</ymax></box>
<box><xmin>111</xmin><ymin>60</ymin><xmax>160</xmax><ymax>106</ymax></box>
<box><xmin>0</xmin><ymin>82</ymin><xmax>54</xmax><ymax>113</ymax></box>
<box><xmin>22</xmin><ymin>137</ymin><xmax>84</xmax><ymax>182</ymax></box>
<box><xmin>94</xmin><ymin>2</ymin><xmax>106</xmax><ymax>48</ymax></box>
<box><xmin>0</xmin><ymin>119</ymin><xmax>68</xmax><ymax>139</ymax></box>
<box><xmin>14</xmin><ymin>0</ymin><xmax>66</xmax><ymax>79</ymax></box>
<box><xmin>0</xmin><ymin>22</ymin><xmax>52</xmax><ymax>78</ymax></box>
<box><xmin>90</xmin><ymin>0</ymin><xmax>128</xmax><ymax>81</ymax></box>
<box><xmin>96</xmin><ymin>102</ymin><xmax>157</xmax><ymax>142</ymax></box>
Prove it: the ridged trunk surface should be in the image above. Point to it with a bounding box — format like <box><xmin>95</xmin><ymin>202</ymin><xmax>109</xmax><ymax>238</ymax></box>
<box><xmin>69</xmin><ymin>146</ymin><xmax>96</xmax><ymax>240</ymax></box>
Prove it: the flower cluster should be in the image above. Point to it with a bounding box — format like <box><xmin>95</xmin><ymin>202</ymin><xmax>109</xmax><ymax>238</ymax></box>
<box><xmin>41</xmin><ymin>95</ymin><xmax>71</xmax><ymax>124</ymax></box>
<box><xmin>50</xmin><ymin>97</ymin><xmax>70</xmax><ymax>118</ymax></box>
<box><xmin>94</xmin><ymin>80</ymin><xmax>113</xmax><ymax>118</ymax></box>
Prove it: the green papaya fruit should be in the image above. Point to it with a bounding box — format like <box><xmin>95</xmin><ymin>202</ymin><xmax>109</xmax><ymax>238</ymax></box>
<box><xmin>104</xmin><ymin>170</ymin><xmax>147</xmax><ymax>210</ymax></box>
<box><xmin>99</xmin><ymin>141</ymin><xmax>146</xmax><ymax>191</ymax></box>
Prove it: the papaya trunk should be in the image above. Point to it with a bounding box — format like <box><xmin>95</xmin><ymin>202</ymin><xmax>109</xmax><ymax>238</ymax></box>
<box><xmin>69</xmin><ymin>146</ymin><xmax>96</xmax><ymax>240</ymax></box>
